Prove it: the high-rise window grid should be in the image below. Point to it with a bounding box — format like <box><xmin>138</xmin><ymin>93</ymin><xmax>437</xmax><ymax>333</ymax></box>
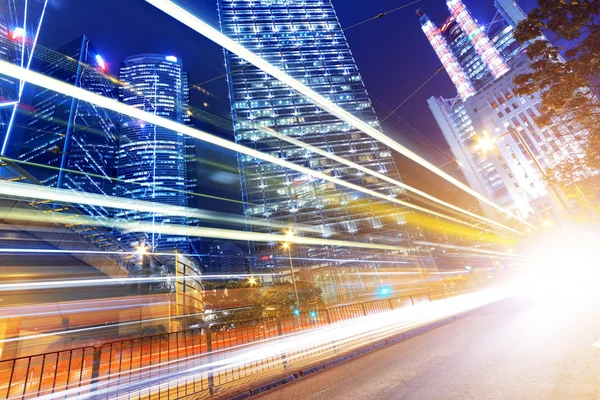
<box><xmin>116</xmin><ymin>54</ymin><xmax>189</xmax><ymax>253</ymax></box>
<box><xmin>219</xmin><ymin>0</ymin><xmax>433</xmax><ymax>300</ymax></box>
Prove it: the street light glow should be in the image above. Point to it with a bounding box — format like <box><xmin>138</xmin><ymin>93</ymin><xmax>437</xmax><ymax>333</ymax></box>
<box><xmin>476</xmin><ymin>134</ymin><xmax>496</xmax><ymax>153</ymax></box>
<box><xmin>137</xmin><ymin>244</ymin><xmax>149</xmax><ymax>256</ymax></box>
<box><xmin>10</xmin><ymin>27</ymin><xmax>25</xmax><ymax>40</ymax></box>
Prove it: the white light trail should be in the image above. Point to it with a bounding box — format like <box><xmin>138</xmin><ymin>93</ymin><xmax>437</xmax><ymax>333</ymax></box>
<box><xmin>34</xmin><ymin>285</ymin><xmax>513</xmax><ymax>400</ymax></box>
<box><xmin>1</xmin><ymin>301</ymin><xmax>170</xmax><ymax>319</ymax></box>
<box><xmin>1</xmin><ymin>0</ymin><xmax>49</xmax><ymax>155</ymax></box>
<box><xmin>0</xmin><ymin>248</ymin><xmax>196</xmax><ymax>257</ymax></box>
<box><xmin>143</xmin><ymin>0</ymin><xmax>534</xmax><ymax>231</ymax></box>
<box><xmin>120</xmin><ymin>221</ymin><xmax>410</xmax><ymax>252</ymax></box>
<box><xmin>1</xmin><ymin>204</ymin><xmax>413</xmax><ymax>254</ymax></box>
<box><xmin>273</xmin><ymin>256</ymin><xmax>411</xmax><ymax>265</ymax></box>
<box><xmin>0</xmin><ymin>61</ymin><xmax>521</xmax><ymax>237</ymax></box>
<box><xmin>0</xmin><ymin>274</ymin><xmax>277</xmax><ymax>292</ymax></box>
<box><xmin>257</xmin><ymin>123</ymin><xmax>521</xmax><ymax>235</ymax></box>
<box><xmin>0</xmin><ymin>308</ymin><xmax>206</xmax><ymax>345</ymax></box>
<box><xmin>0</xmin><ymin>207</ymin><xmax>417</xmax><ymax>260</ymax></box>
<box><xmin>0</xmin><ymin>180</ymin><xmax>321</xmax><ymax>234</ymax></box>
<box><xmin>414</xmin><ymin>240</ymin><xmax>523</xmax><ymax>257</ymax></box>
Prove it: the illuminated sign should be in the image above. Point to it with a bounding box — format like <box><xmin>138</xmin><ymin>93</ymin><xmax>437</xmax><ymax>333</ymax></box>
<box><xmin>165</xmin><ymin>55</ymin><xmax>178</xmax><ymax>62</ymax></box>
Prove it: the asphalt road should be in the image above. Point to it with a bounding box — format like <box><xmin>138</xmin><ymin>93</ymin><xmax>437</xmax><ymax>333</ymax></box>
<box><xmin>257</xmin><ymin>291</ymin><xmax>600</xmax><ymax>400</ymax></box>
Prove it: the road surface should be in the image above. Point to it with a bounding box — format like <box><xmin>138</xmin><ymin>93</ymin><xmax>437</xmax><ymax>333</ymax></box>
<box><xmin>258</xmin><ymin>293</ymin><xmax>600</xmax><ymax>400</ymax></box>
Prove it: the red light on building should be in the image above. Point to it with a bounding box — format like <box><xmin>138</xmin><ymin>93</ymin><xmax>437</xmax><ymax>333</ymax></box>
<box><xmin>10</xmin><ymin>27</ymin><xmax>25</xmax><ymax>40</ymax></box>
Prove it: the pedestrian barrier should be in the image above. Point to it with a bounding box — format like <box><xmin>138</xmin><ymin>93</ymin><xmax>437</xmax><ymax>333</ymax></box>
<box><xmin>0</xmin><ymin>289</ymin><xmax>461</xmax><ymax>399</ymax></box>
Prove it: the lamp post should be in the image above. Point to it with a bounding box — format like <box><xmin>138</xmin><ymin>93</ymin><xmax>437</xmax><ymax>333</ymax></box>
<box><xmin>283</xmin><ymin>230</ymin><xmax>301</xmax><ymax>313</ymax></box>
<box><xmin>136</xmin><ymin>242</ymin><xmax>150</xmax><ymax>330</ymax></box>
<box><xmin>137</xmin><ymin>242</ymin><xmax>150</xmax><ymax>296</ymax></box>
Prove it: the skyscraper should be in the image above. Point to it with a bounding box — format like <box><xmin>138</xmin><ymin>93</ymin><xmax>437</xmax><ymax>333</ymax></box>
<box><xmin>218</xmin><ymin>0</ymin><xmax>431</xmax><ymax>300</ymax></box>
<box><xmin>422</xmin><ymin>0</ymin><xmax>587</xmax><ymax>222</ymax></box>
<box><xmin>1</xmin><ymin>0</ymin><xmax>49</xmax><ymax>156</ymax></box>
<box><xmin>209</xmin><ymin>242</ymin><xmax>246</xmax><ymax>275</ymax></box>
<box><xmin>116</xmin><ymin>54</ymin><xmax>190</xmax><ymax>254</ymax></box>
<box><xmin>0</xmin><ymin>22</ymin><xmax>19</xmax><ymax>137</ymax></box>
<box><xmin>18</xmin><ymin>35</ymin><xmax>120</xmax><ymax>218</ymax></box>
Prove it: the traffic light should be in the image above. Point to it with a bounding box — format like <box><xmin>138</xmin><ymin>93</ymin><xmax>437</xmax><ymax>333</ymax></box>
<box><xmin>378</xmin><ymin>286</ymin><xmax>392</xmax><ymax>296</ymax></box>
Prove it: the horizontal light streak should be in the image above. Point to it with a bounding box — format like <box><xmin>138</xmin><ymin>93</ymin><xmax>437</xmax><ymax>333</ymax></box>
<box><xmin>1</xmin><ymin>206</ymin><xmax>412</xmax><ymax>256</ymax></box>
<box><xmin>144</xmin><ymin>0</ymin><xmax>534</xmax><ymax>231</ymax></box>
<box><xmin>0</xmin><ymin>248</ymin><xmax>198</xmax><ymax>257</ymax></box>
<box><xmin>273</xmin><ymin>256</ymin><xmax>411</xmax><ymax>265</ymax></box>
<box><xmin>120</xmin><ymin>221</ymin><xmax>410</xmax><ymax>253</ymax></box>
<box><xmin>0</xmin><ymin>60</ymin><xmax>518</xmax><ymax>238</ymax></box>
<box><xmin>0</xmin><ymin>274</ymin><xmax>276</xmax><ymax>292</ymax></box>
<box><xmin>257</xmin><ymin>123</ymin><xmax>521</xmax><ymax>235</ymax></box>
<box><xmin>39</xmin><ymin>286</ymin><xmax>512</xmax><ymax>399</ymax></box>
<box><xmin>0</xmin><ymin>305</ymin><xmax>257</xmax><ymax>345</ymax></box>
<box><xmin>414</xmin><ymin>240</ymin><xmax>522</xmax><ymax>257</ymax></box>
<box><xmin>0</xmin><ymin>180</ymin><xmax>321</xmax><ymax>234</ymax></box>
<box><xmin>0</xmin><ymin>154</ymin><xmax>253</xmax><ymax>207</ymax></box>
<box><xmin>1</xmin><ymin>301</ymin><xmax>170</xmax><ymax>319</ymax></box>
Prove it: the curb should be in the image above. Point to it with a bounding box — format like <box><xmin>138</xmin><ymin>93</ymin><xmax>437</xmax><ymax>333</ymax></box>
<box><xmin>223</xmin><ymin>306</ymin><xmax>483</xmax><ymax>399</ymax></box>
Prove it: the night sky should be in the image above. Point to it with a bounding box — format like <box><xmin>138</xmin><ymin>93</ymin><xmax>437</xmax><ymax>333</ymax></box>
<box><xmin>35</xmin><ymin>0</ymin><xmax>538</xmax><ymax>207</ymax></box>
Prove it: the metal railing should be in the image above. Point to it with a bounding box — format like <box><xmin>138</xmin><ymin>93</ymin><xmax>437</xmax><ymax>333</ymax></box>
<box><xmin>0</xmin><ymin>289</ymin><xmax>446</xmax><ymax>399</ymax></box>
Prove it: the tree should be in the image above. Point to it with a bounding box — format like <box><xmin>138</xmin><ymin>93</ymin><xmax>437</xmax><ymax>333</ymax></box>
<box><xmin>202</xmin><ymin>279</ymin><xmax>324</xmax><ymax>324</ymax></box>
<box><xmin>512</xmin><ymin>0</ymin><xmax>600</xmax><ymax>179</ymax></box>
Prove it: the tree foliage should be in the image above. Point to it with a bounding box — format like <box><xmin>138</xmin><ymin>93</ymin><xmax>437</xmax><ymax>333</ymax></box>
<box><xmin>202</xmin><ymin>279</ymin><xmax>324</xmax><ymax>324</ymax></box>
<box><xmin>513</xmin><ymin>0</ymin><xmax>600</xmax><ymax>177</ymax></box>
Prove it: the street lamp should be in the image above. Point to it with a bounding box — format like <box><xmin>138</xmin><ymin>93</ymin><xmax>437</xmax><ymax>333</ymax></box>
<box><xmin>474</xmin><ymin>133</ymin><xmax>496</xmax><ymax>153</ymax></box>
<box><xmin>282</xmin><ymin>239</ymin><xmax>301</xmax><ymax>314</ymax></box>
<box><xmin>136</xmin><ymin>244</ymin><xmax>148</xmax><ymax>256</ymax></box>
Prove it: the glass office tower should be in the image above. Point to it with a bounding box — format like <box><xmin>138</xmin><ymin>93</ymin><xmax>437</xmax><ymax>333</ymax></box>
<box><xmin>0</xmin><ymin>0</ymin><xmax>48</xmax><ymax>155</ymax></box>
<box><xmin>218</xmin><ymin>0</ymin><xmax>432</xmax><ymax>301</ymax></box>
<box><xmin>18</xmin><ymin>35</ymin><xmax>120</xmax><ymax>219</ymax></box>
<box><xmin>116</xmin><ymin>54</ymin><xmax>190</xmax><ymax>254</ymax></box>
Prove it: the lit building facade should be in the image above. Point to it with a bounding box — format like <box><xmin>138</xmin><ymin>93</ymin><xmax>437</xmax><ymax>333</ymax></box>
<box><xmin>422</xmin><ymin>0</ymin><xmax>586</xmax><ymax>222</ymax></box>
<box><xmin>116</xmin><ymin>54</ymin><xmax>190</xmax><ymax>253</ymax></box>
<box><xmin>0</xmin><ymin>0</ymin><xmax>48</xmax><ymax>156</ymax></box>
<box><xmin>218</xmin><ymin>0</ymin><xmax>434</xmax><ymax>301</ymax></box>
<box><xmin>0</xmin><ymin>22</ymin><xmax>19</xmax><ymax>139</ymax></box>
<box><xmin>208</xmin><ymin>242</ymin><xmax>246</xmax><ymax>275</ymax></box>
<box><xmin>18</xmin><ymin>35</ymin><xmax>120</xmax><ymax>218</ymax></box>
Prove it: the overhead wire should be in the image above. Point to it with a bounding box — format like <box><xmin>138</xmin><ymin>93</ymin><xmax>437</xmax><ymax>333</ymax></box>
<box><xmin>251</xmin><ymin>122</ymin><xmax>521</xmax><ymax>235</ymax></box>
<box><xmin>342</xmin><ymin>0</ymin><xmax>426</xmax><ymax>31</ymax></box>
<box><xmin>0</xmin><ymin>61</ymin><xmax>523</xmax><ymax>239</ymax></box>
<box><xmin>380</xmin><ymin>67</ymin><xmax>444</xmax><ymax>123</ymax></box>
<box><xmin>192</xmin><ymin>0</ymin><xmax>426</xmax><ymax>90</ymax></box>
<box><xmin>143</xmin><ymin>0</ymin><xmax>535</xmax><ymax>231</ymax></box>
<box><xmin>0</xmin><ymin>180</ymin><xmax>322</xmax><ymax>233</ymax></box>
<box><xmin>0</xmin><ymin>155</ymin><xmax>253</xmax><ymax>207</ymax></box>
